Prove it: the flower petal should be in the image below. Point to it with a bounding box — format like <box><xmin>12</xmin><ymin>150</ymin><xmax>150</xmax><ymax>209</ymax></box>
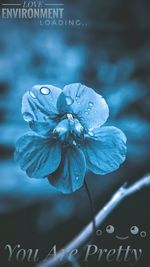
<box><xmin>15</xmin><ymin>132</ymin><xmax>61</xmax><ymax>178</ymax></box>
<box><xmin>82</xmin><ymin>126</ymin><xmax>127</xmax><ymax>175</ymax></box>
<box><xmin>48</xmin><ymin>145</ymin><xmax>86</xmax><ymax>194</ymax></box>
<box><xmin>57</xmin><ymin>83</ymin><xmax>109</xmax><ymax>130</ymax></box>
<box><xmin>22</xmin><ymin>85</ymin><xmax>62</xmax><ymax>134</ymax></box>
<box><xmin>29</xmin><ymin>120</ymin><xmax>57</xmax><ymax>136</ymax></box>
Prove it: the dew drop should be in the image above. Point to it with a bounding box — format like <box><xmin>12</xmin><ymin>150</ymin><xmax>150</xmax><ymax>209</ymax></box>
<box><xmin>44</xmin><ymin>116</ymin><xmax>49</xmax><ymax>121</ymax></box>
<box><xmin>75</xmin><ymin>96</ymin><xmax>80</xmax><ymax>101</ymax></box>
<box><xmin>84</xmin><ymin>111</ymin><xmax>89</xmax><ymax>115</ymax></box>
<box><xmin>89</xmin><ymin>101</ymin><xmax>93</xmax><ymax>107</ymax></box>
<box><xmin>23</xmin><ymin>112</ymin><xmax>33</xmax><ymax>122</ymax></box>
<box><xmin>77</xmin><ymin>102</ymin><xmax>81</xmax><ymax>105</ymax></box>
<box><xmin>29</xmin><ymin>91</ymin><xmax>36</xmax><ymax>99</ymax></box>
<box><xmin>87</xmin><ymin>107</ymin><xmax>91</xmax><ymax>111</ymax></box>
<box><xmin>88</xmin><ymin>130</ymin><xmax>95</xmax><ymax>137</ymax></box>
<box><xmin>65</xmin><ymin>96</ymin><xmax>74</xmax><ymax>105</ymax></box>
<box><xmin>76</xmin><ymin>176</ymin><xmax>79</xmax><ymax>181</ymax></box>
<box><xmin>73</xmin><ymin>140</ymin><xmax>77</xmax><ymax>146</ymax></box>
<box><xmin>40</xmin><ymin>87</ymin><xmax>50</xmax><ymax>95</ymax></box>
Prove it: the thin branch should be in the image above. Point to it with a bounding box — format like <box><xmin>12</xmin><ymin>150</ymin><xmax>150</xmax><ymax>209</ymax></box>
<box><xmin>37</xmin><ymin>174</ymin><xmax>150</xmax><ymax>267</ymax></box>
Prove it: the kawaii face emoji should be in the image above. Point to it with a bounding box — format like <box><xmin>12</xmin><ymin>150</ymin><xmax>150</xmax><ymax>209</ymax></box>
<box><xmin>96</xmin><ymin>225</ymin><xmax>147</xmax><ymax>239</ymax></box>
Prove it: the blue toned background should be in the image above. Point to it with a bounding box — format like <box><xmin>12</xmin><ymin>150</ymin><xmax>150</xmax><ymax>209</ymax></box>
<box><xmin>0</xmin><ymin>0</ymin><xmax>150</xmax><ymax>266</ymax></box>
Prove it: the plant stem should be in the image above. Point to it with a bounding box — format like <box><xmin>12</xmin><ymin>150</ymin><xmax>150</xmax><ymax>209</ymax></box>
<box><xmin>84</xmin><ymin>179</ymin><xmax>96</xmax><ymax>241</ymax></box>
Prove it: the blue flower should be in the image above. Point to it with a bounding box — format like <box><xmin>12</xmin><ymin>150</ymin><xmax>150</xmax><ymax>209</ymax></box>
<box><xmin>15</xmin><ymin>83</ymin><xmax>127</xmax><ymax>194</ymax></box>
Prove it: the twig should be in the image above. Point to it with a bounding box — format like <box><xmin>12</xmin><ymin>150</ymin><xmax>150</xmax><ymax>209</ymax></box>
<box><xmin>37</xmin><ymin>174</ymin><xmax>150</xmax><ymax>267</ymax></box>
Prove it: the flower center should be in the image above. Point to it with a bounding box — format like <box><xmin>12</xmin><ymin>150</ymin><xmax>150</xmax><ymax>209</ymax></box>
<box><xmin>53</xmin><ymin>113</ymin><xmax>84</xmax><ymax>145</ymax></box>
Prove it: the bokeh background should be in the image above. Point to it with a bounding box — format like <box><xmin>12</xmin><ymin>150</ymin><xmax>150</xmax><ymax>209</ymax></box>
<box><xmin>0</xmin><ymin>0</ymin><xmax>150</xmax><ymax>266</ymax></box>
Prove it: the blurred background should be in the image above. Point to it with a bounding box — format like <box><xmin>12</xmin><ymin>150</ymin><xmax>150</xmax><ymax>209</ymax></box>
<box><xmin>0</xmin><ymin>0</ymin><xmax>150</xmax><ymax>266</ymax></box>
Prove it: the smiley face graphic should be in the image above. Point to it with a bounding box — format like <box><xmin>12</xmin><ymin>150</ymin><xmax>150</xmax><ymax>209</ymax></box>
<box><xmin>96</xmin><ymin>225</ymin><xmax>147</xmax><ymax>239</ymax></box>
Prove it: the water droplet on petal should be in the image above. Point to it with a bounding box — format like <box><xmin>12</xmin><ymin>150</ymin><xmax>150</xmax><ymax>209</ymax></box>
<box><xmin>73</xmin><ymin>140</ymin><xmax>77</xmax><ymax>146</ymax></box>
<box><xmin>89</xmin><ymin>101</ymin><xmax>93</xmax><ymax>107</ymax></box>
<box><xmin>88</xmin><ymin>130</ymin><xmax>95</xmax><ymax>137</ymax></box>
<box><xmin>65</xmin><ymin>96</ymin><xmax>74</xmax><ymax>105</ymax></box>
<box><xmin>29</xmin><ymin>91</ymin><xmax>36</xmax><ymax>99</ymax></box>
<box><xmin>40</xmin><ymin>87</ymin><xmax>50</xmax><ymax>95</ymax></box>
<box><xmin>76</xmin><ymin>96</ymin><xmax>80</xmax><ymax>101</ymax></box>
<box><xmin>76</xmin><ymin>176</ymin><xmax>79</xmax><ymax>181</ymax></box>
<box><xmin>44</xmin><ymin>116</ymin><xmax>49</xmax><ymax>121</ymax></box>
<box><xmin>23</xmin><ymin>112</ymin><xmax>33</xmax><ymax>122</ymax></box>
<box><xmin>87</xmin><ymin>107</ymin><xmax>91</xmax><ymax>111</ymax></box>
<box><xmin>84</xmin><ymin>111</ymin><xmax>89</xmax><ymax>115</ymax></box>
<box><xmin>77</xmin><ymin>102</ymin><xmax>81</xmax><ymax>105</ymax></box>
